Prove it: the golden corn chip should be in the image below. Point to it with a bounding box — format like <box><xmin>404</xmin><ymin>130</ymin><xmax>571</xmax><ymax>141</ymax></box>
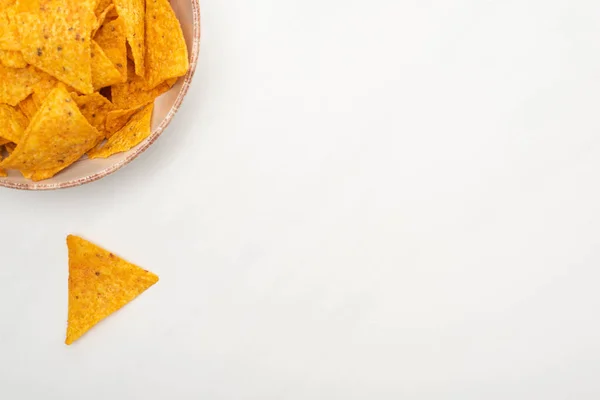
<box><xmin>104</xmin><ymin>106</ymin><xmax>138</xmax><ymax>136</ymax></box>
<box><xmin>0</xmin><ymin>49</ymin><xmax>27</xmax><ymax>68</ymax></box>
<box><xmin>91</xmin><ymin>40</ymin><xmax>122</xmax><ymax>90</ymax></box>
<box><xmin>0</xmin><ymin>104</ymin><xmax>27</xmax><ymax>143</ymax></box>
<box><xmin>113</xmin><ymin>0</ymin><xmax>143</xmax><ymax>76</ymax></box>
<box><xmin>0</xmin><ymin>0</ymin><xmax>15</xmax><ymax>8</ymax></box>
<box><xmin>72</xmin><ymin>92</ymin><xmax>115</xmax><ymax>134</ymax></box>
<box><xmin>92</xmin><ymin>4</ymin><xmax>114</xmax><ymax>36</ymax></box>
<box><xmin>65</xmin><ymin>235</ymin><xmax>159</xmax><ymax>345</ymax></box>
<box><xmin>1</xmin><ymin>86</ymin><xmax>100</xmax><ymax>180</ymax></box>
<box><xmin>0</xmin><ymin>138</ymin><xmax>8</xmax><ymax>146</ymax></box>
<box><xmin>0</xmin><ymin>5</ymin><xmax>20</xmax><ymax>51</ymax></box>
<box><xmin>88</xmin><ymin>102</ymin><xmax>151</xmax><ymax>159</ymax></box>
<box><xmin>18</xmin><ymin>95</ymin><xmax>37</xmax><ymax>119</ymax></box>
<box><xmin>111</xmin><ymin>63</ymin><xmax>169</xmax><ymax>109</ymax></box>
<box><xmin>145</xmin><ymin>0</ymin><xmax>189</xmax><ymax>90</ymax></box>
<box><xmin>17</xmin><ymin>1</ymin><xmax>94</xmax><ymax>94</ymax></box>
<box><xmin>0</xmin><ymin>64</ymin><xmax>40</xmax><ymax>106</ymax></box>
<box><xmin>94</xmin><ymin>17</ymin><xmax>127</xmax><ymax>82</ymax></box>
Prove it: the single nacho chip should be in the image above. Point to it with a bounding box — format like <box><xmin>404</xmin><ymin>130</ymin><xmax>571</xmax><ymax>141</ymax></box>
<box><xmin>0</xmin><ymin>49</ymin><xmax>27</xmax><ymax>68</ymax></box>
<box><xmin>0</xmin><ymin>104</ymin><xmax>27</xmax><ymax>143</ymax></box>
<box><xmin>111</xmin><ymin>63</ymin><xmax>169</xmax><ymax>108</ymax></box>
<box><xmin>88</xmin><ymin>102</ymin><xmax>151</xmax><ymax>158</ymax></box>
<box><xmin>72</xmin><ymin>91</ymin><xmax>115</xmax><ymax>134</ymax></box>
<box><xmin>17</xmin><ymin>1</ymin><xmax>94</xmax><ymax>94</ymax></box>
<box><xmin>18</xmin><ymin>95</ymin><xmax>37</xmax><ymax>119</ymax></box>
<box><xmin>91</xmin><ymin>40</ymin><xmax>122</xmax><ymax>90</ymax></box>
<box><xmin>0</xmin><ymin>86</ymin><xmax>101</xmax><ymax>179</ymax></box>
<box><xmin>0</xmin><ymin>64</ymin><xmax>40</xmax><ymax>106</ymax></box>
<box><xmin>94</xmin><ymin>17</ymin><xmax>127</xmax><ymax>82</ymax></box>
<box><xmin>145</xmin><ymin>0</ymin><xmax>189</xmax><ymax>90</ymax></box>
<box><xmin>113</xmin><ymin>0</ymin><xmax>144</xmax><ymax>76</ymax></box>
<box><xmin>65</xmin><ymin>235</ymin><xmax>159</xmax><ymax>345</ymax></box>
<box><xmin>104</xmin><ymin>106</ymin><xmax>139</xmax><ymax>136</ymax></box>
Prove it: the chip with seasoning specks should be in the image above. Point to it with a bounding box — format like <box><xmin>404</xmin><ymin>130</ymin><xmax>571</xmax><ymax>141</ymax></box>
<box><xmin>94</xmin><ymin>17</ymin><xmax>128</xmax><ymax>82</ymax></box>
<box><xmin>72</xmin><ymin>91</ymin><xmax>115</xmax><ymax>135</ymax></box>
<box><xmin>16</xmin><ymin>0</ymin><xmax>94</xmax><ymax>94</ymax></box>
<box><xmin>88</xmin><ymin>102</ymin><xmax>151</xmax><ymax>159</ymax></box>
<box><xmin>0</xmin><ymin>86</ymin><xmax>101</xmax><ymax>180</ymax></box>
<box><xmin>65</xmin><ymin>235</ymin><xmax>159</xmax><ymax>345</ymax></box>
<box><xmin>145</xmin><ymin>0</ymin><xmax>189</xmax><ymax>90</ymax></box>
<box><xmin>18</xmin><ymin>95</ymin><xmax>37</xmax><ymax>120</ymax></box>
<box><xmin>113</xmin><ymin>0</ymin><xmax>144</xmax><ymax>76</ymax></box>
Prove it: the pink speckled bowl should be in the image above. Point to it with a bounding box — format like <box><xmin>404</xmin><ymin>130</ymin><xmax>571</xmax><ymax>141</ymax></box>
<box><xmin>0</xmin><ymin>0</ymin><xmax>201</xmax><ymax>190</ymax></box>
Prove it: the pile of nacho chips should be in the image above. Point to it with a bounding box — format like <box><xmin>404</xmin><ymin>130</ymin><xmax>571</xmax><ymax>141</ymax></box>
<box><xmin>0</xmin><ymin>0</ymin><xmax>189</xmax><ymax>181</ymax></box>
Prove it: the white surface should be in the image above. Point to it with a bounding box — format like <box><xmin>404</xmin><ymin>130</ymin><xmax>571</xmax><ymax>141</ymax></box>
<box><xmin>2</xmin><ymin>0</ymin><xmax>600</xmax><ymax>398</ymax></box>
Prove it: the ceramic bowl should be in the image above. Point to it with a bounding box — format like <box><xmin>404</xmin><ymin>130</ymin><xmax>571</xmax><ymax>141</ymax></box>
<box><xmin>0</xmin><ymin>0</ymin><xmax>201</xmax><ymax>190</ymax></box>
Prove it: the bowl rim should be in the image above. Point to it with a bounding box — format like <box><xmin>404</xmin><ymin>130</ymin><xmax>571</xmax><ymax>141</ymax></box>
<box><xmin>0</xmin><ymin>0</ymin><xmax>201</xmax><ymax>191</ymax></box>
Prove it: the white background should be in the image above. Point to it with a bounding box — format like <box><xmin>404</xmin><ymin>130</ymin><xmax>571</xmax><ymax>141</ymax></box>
<box><xmin>2</xmin><ymin>0</ymin><xmax>600</xmax><ymax>398</ymax></box>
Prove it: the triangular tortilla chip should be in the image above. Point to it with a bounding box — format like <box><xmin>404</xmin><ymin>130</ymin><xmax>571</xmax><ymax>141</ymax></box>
<box><xmin>65</xmin><ymin>235</ymin><xmax>159</xmax><ymax>345</ymax></box>
<box><xmin>17</xmin><ymin>1</ymin><xmax>94</xmax><ymax>94</ymax></box>
<box><xmin>144</xmin><ymin>0</ymin><xmax>188</xmax><ymax>90</ymax></box>
<box><xmin>0</xmin><ymin>103</ymin><xmax>28</xmax><ymax>143</ymax></box>
<box><xmin>88</xmin><ymin>102</ymin><xmax>152</xmax><ymax>158</ymax></box>
<box><xmin>91</xmin><ymin>40</ymin><xmax>122</xmax><ymax>90</ymax></box>
<box><xmin>113</xmin><ymin>0</ymin><xmax>144</xmax><ymax>76</ymax></box>
<box><xmin>0</xmin><ymin>86</ymin><xmax>101</xmax><ymax>179</ymax></box>
<box><xmin>94</xmin><ymin>17</ymin><xmax>127</xmax><ymax>82</ymax></box>
<box><xmin>0</xmin><ymin>64</ymin><xmax>40</xmax><ymax>106</ymax></box>
<box><xmin>72</xmin><ymin>92</ymin><xmax>115</xmax><ymax>135</ymax></box>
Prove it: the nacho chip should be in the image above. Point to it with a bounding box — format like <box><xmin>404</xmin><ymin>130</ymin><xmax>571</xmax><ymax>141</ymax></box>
<box><xmin>94</xmin><ymin>17</ymin><xmax>127</xmax><ymax>82</ymax></box>
<box><xmin>72</xmin><ymin>91</ymin><xmax>115</xmax><ymax>134</ymax></box>
<box><xmin>113</xmin><ymin>0</ymin><xmax>144</xmax><ymax>76</ymax></box>
<box><xmin>0</xmin><ymin>64</ymin><xmax>40</xmax><ymax>106</ymax></box>
<box><xmin>65</xmin><ymin>235</ymin><xmax>159</xmax><ymax>345</ymax></box>
<box><xmin>18</xmin><ymin>95</ymin><xmax>37</xmax><ymax>119</ymax></box>
<box><xmin>0</xmin><ymin>49</ymin><xmax>27</xmax><ymax>68</ymax></box>
<box><xmin>92</xmin><ymin>3</ymin><xmax>114</xmax><ymax>36</ymax></box>
<box><xmin>0</xmin><ymin>104</ymin><xmax>28</xmax><ymax>143</ymax></box>
<box><xmin>104</xmin><ymin>106</ymin><xmax>138</xmax><ymax>136</ymax></box>
<box><xmin>145</xmin><ymin>0</ymin><xmax>189</xmax><ymax>90</ymax></box>
<box><xmin>88</xmin><ymin>103</ymin><xmax>151</xmax><ymax>158</ymax></box>
<box><xmin>17</xmin><ymin>1</ymin><xmax>94</xmax><ymax>94</ymax></box>
<box><xmin>0</xmin><ymin>86</ymin><xmax>101</xmax><ymax>180</ymax></box>
<box><xmin>0</xmin><ymin>5</ymin><xmax>20</xmax><ymax>51</ymax></box>
<box><xmin>111</xmin><ymin>63</ymin><xmax>169</xmax><ymax>108</ymax></box>
<box><xmin>91</xmin><ymin>40</ymin><xmax>122</xmax><ymax>90</ymax></box>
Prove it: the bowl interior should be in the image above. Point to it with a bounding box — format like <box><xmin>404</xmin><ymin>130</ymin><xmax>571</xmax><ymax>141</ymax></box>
<box><xmin>0</xmin><ymin>0</ymin><xmax>199</xmax><ymax>190</ymax></box>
